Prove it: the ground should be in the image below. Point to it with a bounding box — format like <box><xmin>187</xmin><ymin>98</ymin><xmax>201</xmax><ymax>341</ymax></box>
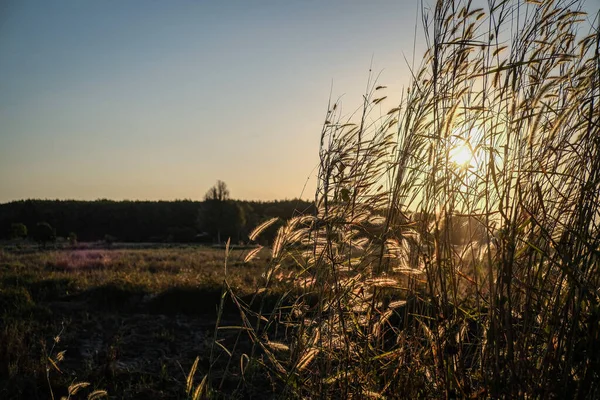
<box><xmin>0</xmin><ymin>243</ymin><xmax>276</xmax><ymax>399</ymax></box>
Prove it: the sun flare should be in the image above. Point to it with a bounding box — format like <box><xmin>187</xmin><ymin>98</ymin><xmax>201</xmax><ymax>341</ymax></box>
<box><xmin>449</xmin><ymin>143</ymin><xmax>473</xmax><ymax>168</ymax></box>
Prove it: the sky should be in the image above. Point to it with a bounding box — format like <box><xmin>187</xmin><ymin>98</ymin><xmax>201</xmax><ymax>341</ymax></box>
<box><xmin>0</xmin><ymin>1</ymin><xmax>597</xmax><ymax>202</ymax></box>
<box><xmin>0</xmin><ymin>0</ymin><xmax>427</xmax><ymax>202</ymax></box>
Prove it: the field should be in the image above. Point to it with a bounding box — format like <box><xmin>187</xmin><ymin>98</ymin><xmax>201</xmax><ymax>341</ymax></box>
<box><xmin>0</xmin><ymin>244</ymin><xmax>279</xmax><ymax>399</ymax></box>
<box><xmin>2</xmin><ymin>1</ymin><xmax>599</xmax><ymax>398</ymax></box>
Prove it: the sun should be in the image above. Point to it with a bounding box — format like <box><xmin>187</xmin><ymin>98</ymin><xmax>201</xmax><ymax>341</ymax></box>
<box><xmin>449</xmin><ymin>142</ymin><xmax>474</xmax><ymax>168</ymax></box>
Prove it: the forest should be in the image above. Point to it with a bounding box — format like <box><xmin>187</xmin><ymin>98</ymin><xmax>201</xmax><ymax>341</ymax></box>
<box><xmin>0</xmin><ymin>197</ymin><xmax>314</xmax><ymax>244</ymax></box>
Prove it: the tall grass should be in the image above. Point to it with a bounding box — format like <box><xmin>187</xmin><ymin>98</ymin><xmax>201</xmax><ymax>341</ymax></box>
<box><xmin>212</xmin><ymin>0</ymin><xmax>599</xmax><ymax>397</ymax></box>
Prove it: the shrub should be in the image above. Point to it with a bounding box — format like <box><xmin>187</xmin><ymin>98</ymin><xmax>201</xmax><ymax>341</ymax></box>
<box><xmin>10</xmin><ymin>223</ymin><xmax>27</xmax><ymax>240</ymax></box>
<box><xmin>104</xmin><ymin>234</ymin><xmax>117</xmax><ymax>246</ymax></box>
<box><xmin>68</xmin><ymin>232</ymin><xmax>77</xmax><ymax>246</ymax></box>
<box><xmin>32</xmin><ymin>222</ymin><xmax>55</xmax><ymax>248</ymax></box>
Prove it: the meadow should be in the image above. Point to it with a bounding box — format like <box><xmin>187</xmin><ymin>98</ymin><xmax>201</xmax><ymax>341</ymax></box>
<box><xmin>0</xmin><ymin>245</ymin><xmax>280</xmax><ymax>399</ymax></box>
<box><xmin>2</xmin><ymin>0</ymin><xmax>599</xmax><ymax>398</ymax></box>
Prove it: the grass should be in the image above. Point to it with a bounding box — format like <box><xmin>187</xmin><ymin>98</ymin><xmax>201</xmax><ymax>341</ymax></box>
<box><xmin>0</xmin><ymin>245</ymin><xmax>281</xmax><ymax>399</ymax></box>
<box><xmin>2</xmin><ymin>0</ymin><xmax>599</xmax><ymax>398</ymax></box>
<box><xmin>211</xmin><ymin>0</ymin><xmax>600</xmax><ymax>398</ymax></box>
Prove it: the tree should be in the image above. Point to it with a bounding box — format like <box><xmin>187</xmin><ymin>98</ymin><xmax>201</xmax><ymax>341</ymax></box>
<box><xmin>10</xmin><ymin>223</ymin><xmax>27</xmax><ymax>240</ymax></box>
<box><xmin>198</xmin><ymin>181</ymin><xmax>244</xmax><ymax>244</ymax></box>
<box><xmin>204</xmin><ymin>180</ymin><xmax>230</xmax><ymax>202</ymax></box>
<box><xmin>32</xmin><ymin>222</ymin><xmax>55</xmax><ymax>248</ymax></box>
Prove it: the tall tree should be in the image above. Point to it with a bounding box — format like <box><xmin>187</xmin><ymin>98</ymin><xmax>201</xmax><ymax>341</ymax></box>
<box><xmin>199</xmin><ymin>181</ymin><xmax>242</xmax><ymax>244</ymax></box>
<box><xmin>205</xmin><ymin>180</ymin><xmax>230</xmax><ymax>202</ymax></box>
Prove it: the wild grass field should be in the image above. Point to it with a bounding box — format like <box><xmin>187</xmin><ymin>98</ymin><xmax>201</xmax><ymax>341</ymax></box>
<box><xmin>0</xmin><ymin>245</ymin><xmax>281</xmax><ymax>399</ymax></box>
<box><xmin>2</xmin><ymin>0</ymin><xmax>599</xmax><ymax>398</ymax></box>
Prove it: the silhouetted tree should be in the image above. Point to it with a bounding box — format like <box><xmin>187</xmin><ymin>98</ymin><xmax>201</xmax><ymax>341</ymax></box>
<box><xmin>32</xmin><ymin>222</ymin><xmax>55</xmax><ymax>248</ymax></box>
<box><xmin>10</xmin><ymin>222</ymin><xmax>27</xmax><ymax>239</ymax></box>
<box><xmin>198</xmin><ymin>181</ymin><xmax>245</xmax><ymax>243</ymax></box>
<box><xmin>205</xmin><ymin>180</ymin><xmax>230</xmax><ymax>202</ymax></box>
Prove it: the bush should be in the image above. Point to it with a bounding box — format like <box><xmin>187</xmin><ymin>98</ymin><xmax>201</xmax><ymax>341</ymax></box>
<box><xmin>32</xmin><ymin>222</ymin><xmax>55</xmax><ymax>248</ymax></box>
<box><xmin>104</xmin><ymin>234</ymin><xmax>117</xmax><ymax>246</ymax></box>
<box><xmin>10</xmin><ymin>223</ymin><xmax>27</xmax><ymax>240</ymax></box>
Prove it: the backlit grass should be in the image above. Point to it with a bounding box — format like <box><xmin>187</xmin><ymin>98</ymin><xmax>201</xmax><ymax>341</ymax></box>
<box><xmin>212</xmin><ymin>1</ymin><xmax>600</xmax><ymax>398</ymax></box>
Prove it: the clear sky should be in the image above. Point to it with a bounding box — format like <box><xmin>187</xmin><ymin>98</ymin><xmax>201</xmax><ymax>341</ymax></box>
<box><xmin>0</xmin><ymin>0</ymin><xmax>425</xmax><ymax>202</ymax></box>
<box><xmin>1</xmin><ymin>1</ymin><xmax>596</xmax><ymax>202</ymax></box>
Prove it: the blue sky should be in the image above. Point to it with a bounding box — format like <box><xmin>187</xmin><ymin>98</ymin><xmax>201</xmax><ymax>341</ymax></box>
<box><xmin>1</xmin><ymin>1</ymin><xmax>596</xmax><ymax>202</ymax></box>
<box><xmin>0</xmin><ymin>1</ymin><xmax>426</xmax><ymax>201</ymax></box>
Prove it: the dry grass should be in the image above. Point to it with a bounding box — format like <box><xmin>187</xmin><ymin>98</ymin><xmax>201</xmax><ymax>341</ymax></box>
<box><xmin>213</xmin><ymin>0</ymin><xmax>600</xmax><ymax>398</ymax></box>
<box><xmin>2</xmin><ymin>0</ymin><xmax>598</xmax><ymax>398</ymax></box>
<box><xmin>0</xmin><ymin>245</ymin><xmax>278</xmax><ymax>399</ymax></box>
<box><xmin>1</xmin><ymin>246</ymin><xmax>270</xmax><ymax>295</ymax></box>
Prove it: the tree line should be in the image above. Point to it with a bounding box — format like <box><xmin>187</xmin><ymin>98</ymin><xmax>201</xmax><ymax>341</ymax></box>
<box><xmin>0</xmin><ymin>183</ymin><xmax>313</xmax><ymax>245</ymax></box>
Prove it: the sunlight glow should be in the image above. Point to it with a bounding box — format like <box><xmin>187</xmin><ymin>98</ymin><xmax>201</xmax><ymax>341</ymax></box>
<box><xmin>449</xmin><ymin>143</ymin><xmax>473</xmax><ymax>168</ymax></box>
<box><xmin>446</xmin><ymin>126</ymin><xmax>486</xmax><ymax>173</ymax></box>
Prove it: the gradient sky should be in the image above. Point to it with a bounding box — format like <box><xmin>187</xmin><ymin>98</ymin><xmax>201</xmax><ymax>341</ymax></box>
<box><xmin>1</xmin><ymin>1</ymin><xmax>595</xmax><ymax>202</ymax></box>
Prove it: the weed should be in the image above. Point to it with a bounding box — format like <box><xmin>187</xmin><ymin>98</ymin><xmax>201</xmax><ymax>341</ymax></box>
<box><xmin>215</xmin><ymin>1</ymin><xmax>600</xmax><ymax>398</ymax></box>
